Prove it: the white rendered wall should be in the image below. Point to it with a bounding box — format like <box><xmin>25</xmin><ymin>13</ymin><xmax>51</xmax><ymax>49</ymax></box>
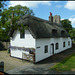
<box><xmin>10</xmin><ymin>29</ymin><xmax>35</xmax><ymax>58</ymax></box>
<box><xmin>10</xmin><ymin>29</ymin><xmax>35</xmax><ymax>48</ymax></box>
<box><xmin>11</xmin><ymin>49</ymin><xmax>29</xmax><ymax>58</ymax></box>
<box><xmin>35</xmin><ymin>37</ymin><xmax>72</xmax><ymax>62</ymax></box>
<box><xmin>35</xmin><ymin>38</ymin><xmax>50</xmax><ymax>63</ymax></box>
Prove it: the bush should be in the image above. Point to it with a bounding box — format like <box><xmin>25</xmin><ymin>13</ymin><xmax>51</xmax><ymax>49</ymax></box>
<box><xmin>0</xmin><ymin>42</ymin><xmax>5</xmax><ymax>50</ymax></box>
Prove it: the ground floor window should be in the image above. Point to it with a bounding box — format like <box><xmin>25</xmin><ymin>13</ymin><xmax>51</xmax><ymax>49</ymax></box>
<box><xmin>55</xmin><ymin>43</ymin><xmax>59</xmax><ymax>50</ymax></box>
<box><xmin>63</xmin><ymin>42</ymin><xmax>65</xmax><ymax>47</ymax></box>
<box><xmin>44</xmin><ymin>45</ymin><xmax>48</xmax><ymax>53</ymax></box>
<box><xmin>68</xmin><ymin>41</ymin><xmax>70</xmax><ymax>46</ymax></box>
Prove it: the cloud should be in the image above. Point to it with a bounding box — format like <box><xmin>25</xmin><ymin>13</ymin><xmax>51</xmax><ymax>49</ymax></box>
<box><xmin>8</xmin><ymin>1</ymin><xmax>51</xmax><ymax>8</ymax></box>
<box><xmin>53</xmin><ymin>1</ymin><xmax>58</xmax><ymax>3</ymax></box>
<box><xmin>70</xmin><ymin>15</ymin><xmax>75</xmax><ymax>18</ymax></box>
<box><xmin>61</xmin><ymin>18</ymin><xmax>75</xmax><ymax>25</ymax></box>
<box><xmin>69</xmin><ymin>18</ymin><xmax>75</xmax><ymax>25</ymax></box>
<box><xmin>61</xmin><ymin>19</ymin><xmax>64</xmax><ymax>20</ymax></box>
<box><xmin>64</xmin><ymin>1</ymin><xmax>75</xmax><ymax>10</ymax></box>
<box><xmin>61</xmin><ymin>18</ymin><xmax>75</xmax><ymax>28</ymax></box>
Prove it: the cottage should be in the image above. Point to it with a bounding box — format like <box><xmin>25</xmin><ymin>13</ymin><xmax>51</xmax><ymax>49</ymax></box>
<box><xmin>9</xmin><ymin>12</ymin><xmax>72</xmax><ymax>63</ymax></box>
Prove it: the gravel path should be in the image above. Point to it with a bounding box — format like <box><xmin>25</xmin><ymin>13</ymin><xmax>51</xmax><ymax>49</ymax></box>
<box><xmin>0</xmin><ymin>50</ymin><xmax>28</xmax><ymax>72</ymax></box>
<box><xmin>6</xmin><ymin>46</ymin><xmax>75</xmax><ymax>74</ymax></box>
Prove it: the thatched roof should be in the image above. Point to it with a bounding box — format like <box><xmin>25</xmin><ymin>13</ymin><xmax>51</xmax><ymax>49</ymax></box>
<box><xmin>9</xmin><ymin>15</ymin><xmax>69</xmax><ymax>38</ymax></box>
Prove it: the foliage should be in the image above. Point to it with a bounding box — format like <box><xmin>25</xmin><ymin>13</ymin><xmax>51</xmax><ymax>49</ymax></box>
<box><xmin>0</xmin><ymin>42</ymin><xmax>5</xmax><ymax>50</ymax></box>
<box><xmin>0</xmin><ymin>0</ymin><xmax>7</xmax><ymax>16</ymax></box>
<box><xmin>0</xmin><ymin>5</ymin><xmax>34</xmax><ymax>41</ymax></box>
<box><xmin>50</xmin><ymin>53</ymin><xmax>75</xmax><ymax>72</ymax></box>
<box><xmin>61</xmin><ymin>19</ymin><xmax>72</xmax><ymax>33</ymax></box>
<box><xmin>69</xmin><ymin>29</ymin><xmax>75</xmax><ymax>39</ymax></box>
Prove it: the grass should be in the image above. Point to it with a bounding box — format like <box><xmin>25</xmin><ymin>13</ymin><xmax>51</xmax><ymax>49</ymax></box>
<box><xmin>50</xmin><ymin>53</ymin><xmax>75</xmax><ymax>72</ymax></box>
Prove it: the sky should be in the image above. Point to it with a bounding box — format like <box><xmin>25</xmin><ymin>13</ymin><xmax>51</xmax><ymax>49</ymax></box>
<box><xmin>4</xmin><ymin>1</ymin><xmax>75</xmax><ymax>28</ymax></box>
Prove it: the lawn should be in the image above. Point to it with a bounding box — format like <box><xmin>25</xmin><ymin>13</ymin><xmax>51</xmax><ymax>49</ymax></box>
<box><xmin>0</xmin><ymin>50</ymin><xmax>28</xmax><ymax>72</ymax></box>
<box><xmin>50</xmin><ymin>53</ymin><xmax>75</xmax><ymax>72</ymax></box>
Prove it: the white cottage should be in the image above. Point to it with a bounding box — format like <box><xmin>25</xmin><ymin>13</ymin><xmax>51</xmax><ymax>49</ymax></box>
<box><xmin>9</xmin><ymin>12</ymin><xmax>72</xmax><ymax>63</ymax></box>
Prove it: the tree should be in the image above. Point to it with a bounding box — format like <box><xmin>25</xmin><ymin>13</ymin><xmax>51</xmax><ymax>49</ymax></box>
<box><xmin>0</xmin><ymin>5</ymin><xmax>34</xmax><ymax>41</ymax></box>
<box><xmin>69</xmin><ymin>29</ymin><xmax>75</xmax><ymax>39</ymax></box>
<box><xmin>61</xmin><ymin>19</ymin><xmax>72</xmax><ymax>33</ymax></box>
<box><xmin>0</xmin><ymin>0</ymin><xmax>7</xmax><ymax>16</ymax></box>
<box><xmin>1</xmin><ymin>5</ymin><xmax>34</xmax><ymax>26</ymax></box>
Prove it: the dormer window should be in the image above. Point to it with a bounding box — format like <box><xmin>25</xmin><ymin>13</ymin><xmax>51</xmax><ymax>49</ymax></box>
<box><xmin>52</xmin><ymin>29</ymin><xmax>57</xmax><ymax>36</ymax></box>
<box><xmin>20</xmin><ymin>31</ymin><xmax>25</xmax><ymax>39</ymax></box>
<box><xmin>61</xmin><ymin>30</ymin><xmax>65</xmax><ymax>37</ymax></box>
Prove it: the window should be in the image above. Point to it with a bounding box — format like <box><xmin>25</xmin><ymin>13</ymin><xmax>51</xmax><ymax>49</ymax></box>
<box><xmin>37</xmin><ymin>47</ymin><xmax>40</xmax><ymax>48</ymax></box>
<box><xmin>44</xmin><ymin>45</ymin><xmax>48</xmax><ymax>53</ymax></box>
<box><xmin>63</xmin><ymin>42</ymin><xmax>65</xmax><ymax>47</ymax></box>
<box><xmin>68</xmin><ymin>41</ymin><xmax>70</xmax><ymax>46</ymax></box>
<box><xmin>20</xmin><ymin>31</ymin><xmax>25</xmax><ymax>38</ymax></box>
<box><xmin>61</xmin><ymin>30</ymin><xmax>65</xmax><ymax>37</ymax></box>
<box><xmin>55</xmin><ymin>43</ymin><xmax>59</xmax><ymax>50</ymax></box>
<box><xmin>52</xmin><ymin>29</ymin><xmax>57</xmax><ymax>36</ymax></box>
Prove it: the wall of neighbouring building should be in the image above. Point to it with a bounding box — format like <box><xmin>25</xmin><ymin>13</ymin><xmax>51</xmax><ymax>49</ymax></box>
<box><xmin>0</xmin><ymin>41</ymin><xmax>9</xmax><ymax>49</ymax></box>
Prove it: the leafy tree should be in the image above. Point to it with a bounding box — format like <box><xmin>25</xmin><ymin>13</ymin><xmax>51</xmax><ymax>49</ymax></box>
<box><xmin>61</xmin><ymin>19</ymin><xmax>72</xmax><ymax>33</ymax></box>
<box><xmin>69</xmin><ymin>29</ymin><xmax>75</xmax><ymax>39</ymax></box>
<box><xmin>0</xmin><ymin>0</ymin><xmax>7</xmax><ymax>16</ymax></box>
<box><xmin>0</xmin><ymin>5</ymin><xmax>34</xmax><ymax>41</ymax></box>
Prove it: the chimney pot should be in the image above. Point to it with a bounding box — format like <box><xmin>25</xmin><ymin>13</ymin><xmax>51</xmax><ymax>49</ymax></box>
<box><xmin>50</xmin><ymin>12</ymin><xmax>52</xmax><ymax>16</ymax></box>
<box><xmin>49</xmin><ymin>12</ymin><xmax>53</xmax><ymax>22</ymax></box>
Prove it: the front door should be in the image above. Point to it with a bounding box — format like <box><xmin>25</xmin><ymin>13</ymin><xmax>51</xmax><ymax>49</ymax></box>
<box><xmin>50</xmin><ymin>43</ymin><xmax>54</xmax><ymax>56</ymax></box>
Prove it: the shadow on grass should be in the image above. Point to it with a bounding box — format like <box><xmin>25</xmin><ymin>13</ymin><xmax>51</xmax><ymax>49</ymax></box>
<box><xmin>60</xmin><ymin>53</ymin><xmax>75</xmax><ymax>64</ymax></box>
<box><xmin>50</xmin><ymin>53</ymin><xmax>75</xmax><ymax>72</ymax></box>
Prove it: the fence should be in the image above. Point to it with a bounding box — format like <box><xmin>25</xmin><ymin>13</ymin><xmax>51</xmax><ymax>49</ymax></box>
<box><xmin>0</xmin><ymin>62</ymin><xmax>4</xmax><ymax>72</ymax></box>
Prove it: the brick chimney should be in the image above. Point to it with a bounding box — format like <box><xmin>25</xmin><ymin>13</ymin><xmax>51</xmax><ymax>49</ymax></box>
<box><xmin>53</xmin><ymin>15</ymin><xmax>60</xmax><ymax>24</ymax></box>
<box><xmin>49</xmin><ymin>12</ymin><xmax>53</xmax><ymax>22</ymax></box>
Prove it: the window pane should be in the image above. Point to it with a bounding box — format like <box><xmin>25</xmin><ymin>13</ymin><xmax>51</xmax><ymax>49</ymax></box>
<box><xmin>61</xmin><ymin>31</ymin><xmax>65</xmax><ymax>37</ymax></box>
<box><xmin>56</xmin><ymin>43</ymin><xmax>59</xmax><ymax>50</ymax></box>
<box><xmin>44</xmin><ymin>45</ymin><xmax>48</xmax><ymax>53</ymax></box>
<box><xmin>20</xmin><ymin>31</ymin><xmax>25</xmax><ymax>38</ymax></box>
<box><xmin>52</xmin><ymin>29</ymin><xmax>57</xmax><ymax>36</ymax></box>
<box><xmin>68</xmin><ymin>41</ymin><xmax>70</xmax><ymax>46</ymax></box>
<box><xmin>63</xmin><ymin>42</ymin><xmax>65</xmax><ymax>47</ymax></box>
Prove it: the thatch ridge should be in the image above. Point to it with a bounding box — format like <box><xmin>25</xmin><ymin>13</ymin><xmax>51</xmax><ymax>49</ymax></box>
<box><xmin>9</xmin><ymin>15</ymin><xmax>69</xmax><ymax>38</ymax></box>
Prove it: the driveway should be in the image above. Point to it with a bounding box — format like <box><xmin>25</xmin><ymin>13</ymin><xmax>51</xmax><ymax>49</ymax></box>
<box><xmin>6</xmin><ymin>47</ymin><xmax>75</xmax><ymax>74</ymax></box>
<box><xmin>6</xmin><ymin>62</ymin><xmax>56</xmax><ymax>74</ymax></box>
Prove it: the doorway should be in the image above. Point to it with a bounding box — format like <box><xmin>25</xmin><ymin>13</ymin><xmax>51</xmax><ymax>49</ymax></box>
<box><xmin>50</xmin><ymin>43</ymin><xmax>54</xmax><ymax>56</ymax></box>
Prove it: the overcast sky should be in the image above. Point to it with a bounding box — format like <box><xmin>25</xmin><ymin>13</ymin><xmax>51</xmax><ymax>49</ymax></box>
<box><xmin>4</xmin><ymin>1</ymin><xmax>75</xmax><ymax>28</ymax></box>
